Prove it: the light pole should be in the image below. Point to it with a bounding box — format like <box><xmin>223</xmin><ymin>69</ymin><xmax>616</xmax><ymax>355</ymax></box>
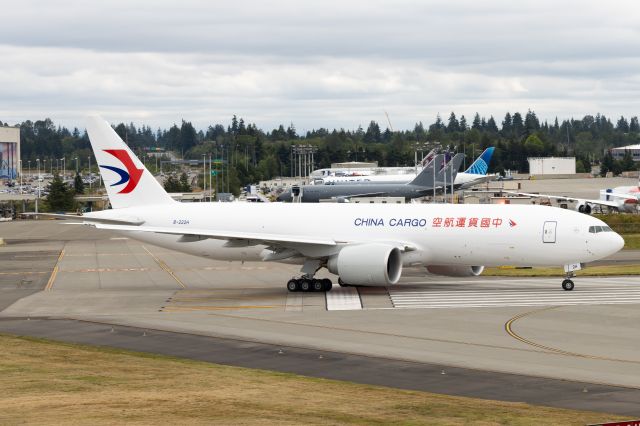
<box><xmin>202</xmin><ymin>154</ymin><xmax>206</xmax><ymax>200</ymax></box>
<box><xmin>43</xmin><ymin>159</ymin><xmax>47</xmax><ymax>178</ymax></box>
<box><xmin>19</xmin><ymin>160</ymin><xmax>22</xmax><ymax>194</ymax></box>
<box><xmin>74</xmin><ymin>157</ymin><xmax>78</xmax><ymax>174</ymax></box>
<box><xmin>61</xmin><ymin>157</ymin><xmax>65</xmax><ymax>179</ymax></box>
<box><xmin>35</xmin><ymin>159</ymin><xmax>40</xmax><ymax>214</ymax></box>
<box><xmin>28</xmin><ymin>160</ymin><xmax>31</xmax><ymax>179</ymax></box>
<box><xmin>88</xmin><ymin>156</ymin><xmax>92</xmax><ymax>192</ymax></box>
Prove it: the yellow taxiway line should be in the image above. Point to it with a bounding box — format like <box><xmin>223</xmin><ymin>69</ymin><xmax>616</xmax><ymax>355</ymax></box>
<box><xmin>505</xmin><ymin>307</ymin><xmax>639</xmax><ymax>364</ymax></box>
<box><xmin>142</xmin><ymin>245</ymin><xmax>186</xmax><ymax>289</ymax></box>
<box><xmin>44</xmin><ymin>248</ymin><xmax>65</xmax><ymax>291</ymax></box>
<box><xmin>162</xmin><ymin>305</ymin><xmax>281</xmax><ymax>312</ymax></box>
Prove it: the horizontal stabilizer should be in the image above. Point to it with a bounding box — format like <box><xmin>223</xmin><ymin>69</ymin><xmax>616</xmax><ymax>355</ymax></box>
<box><xmin>23</xmin><ymin>212</ymin><xmax>145</xmax><ymax>226</ymax></box>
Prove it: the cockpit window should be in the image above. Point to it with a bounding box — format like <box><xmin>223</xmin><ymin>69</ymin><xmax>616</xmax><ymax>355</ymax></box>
<box><xmin>589</xmin><ymin>225</ymin><xmax>613</xmax><ymax>233</ymax></box>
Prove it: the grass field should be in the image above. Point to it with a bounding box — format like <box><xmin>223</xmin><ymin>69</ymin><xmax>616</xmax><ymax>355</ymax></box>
<box><xmin>484</xmin><ymin>264</ymin><xmax>640</xmax><ymax>277</ymax></box>
<box><xmin>0</xmin><ymin>334</ymin><xmax>626</xmax><ymax>425</ymax></box>
<box><xmin>621</xmin><ymin>233</ymin><xmax>640</xmax><ymax>249</ymax></box>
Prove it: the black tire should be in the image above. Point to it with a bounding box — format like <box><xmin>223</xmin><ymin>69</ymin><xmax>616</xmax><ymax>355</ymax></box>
<box><xmin>300</xmin><ymin>279</ymin><xmax>311</xmax><ymax>292</ymax></box>
<box><xmin>312</xmin><ymin>279</ymin><xmax>324</xmax><ymax>292</ymax></box>
<box><xmin>287</xmin><ymin>279</ymin><xmax>299</xmax><ymax>292</ymax></box>
<box><xmin>562</xmin><ymin>279</ymin><xmax>574</xmax><ymax>291</ymax></box>
<box><xmin>322</xmin><ymin>279</ymin><xmax>333</xmax><ymax>291</ymax></box>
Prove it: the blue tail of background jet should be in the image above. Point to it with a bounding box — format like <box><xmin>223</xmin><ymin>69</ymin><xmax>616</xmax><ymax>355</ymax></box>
<box><xmin>464</xmin><ymin>147</ymin><xmax>495</xmax><ymax>175</ymax></box>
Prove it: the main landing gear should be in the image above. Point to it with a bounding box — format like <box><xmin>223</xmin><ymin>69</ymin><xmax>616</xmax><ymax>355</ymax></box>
<box><xmin>287</xmin><ymin>277</ymin><xmax>333</xmax><ymax>292</ymax></box>
<box><xmin>286</xmin><ymin>259</ymin><xmax>333</xmax><ymax>292</ymax></box>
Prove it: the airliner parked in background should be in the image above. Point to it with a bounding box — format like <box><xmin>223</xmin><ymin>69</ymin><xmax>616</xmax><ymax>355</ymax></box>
<box><xmin>37</xmin><ymin>117</ymin><xmax>624</xmax><ymax>293</ymax></box>
<box><xmin>507</xmin><ymin>177</ymin><xmax>640</xmax><ymax>214</ymax></box>
<box><xmin>314</xmin><ymin>147</ymin><xmax>496</xmax><ymax>190</ymax></box>
<box><xmin>277</xmin><ymin>154</ymin><xmax>464</xmax><ymax>202</ymax></box>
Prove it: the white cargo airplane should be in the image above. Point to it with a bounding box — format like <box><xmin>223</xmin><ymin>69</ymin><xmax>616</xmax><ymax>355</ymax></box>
<box><xmin>39</xmin><ymin>117</ymin><xmax>624</xmax><ymax>293</ymax></box>
<box><xmin>506</xmin><ymin>178</ymin><xmax>640</xmax><ymax>214</ymax></box>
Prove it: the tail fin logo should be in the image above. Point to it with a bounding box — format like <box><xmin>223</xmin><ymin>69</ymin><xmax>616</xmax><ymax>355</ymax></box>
<box><xmin>100</xmin><ymin>149</ymin><xmax>143</xmax><ymax>194</ymax></box>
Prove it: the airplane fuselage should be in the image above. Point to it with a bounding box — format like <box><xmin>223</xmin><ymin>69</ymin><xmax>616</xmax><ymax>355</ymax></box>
<box><xmin>86</xmin><ymin>203</ymin><xmax>623</xmax><ymax>268</ymax></box>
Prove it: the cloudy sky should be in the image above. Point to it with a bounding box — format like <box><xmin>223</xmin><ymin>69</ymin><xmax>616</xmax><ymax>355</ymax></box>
<box><xmin>1</xmin><ymin>0</ymin><xmax>639</xmax><ymax>131</ymax></box>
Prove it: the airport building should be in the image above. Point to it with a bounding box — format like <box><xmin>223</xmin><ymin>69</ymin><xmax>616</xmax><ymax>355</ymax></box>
<box><xmin>611</xmin><ymin>144</ymin><xmax>640</xmax><ymax>162</ymax></box>
<box><xmin>0</xmin><ymin>126</ymin><xmax>20</xmax><ymax>180</ymax></box>
<box><xmin>528</xmin><ymin>157</ymin><xmax>576</xmax><ymax>175</ymax></box>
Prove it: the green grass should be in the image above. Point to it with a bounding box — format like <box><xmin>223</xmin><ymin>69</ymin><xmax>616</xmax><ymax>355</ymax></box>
<box><xmin>595</xmin><ymin>214</ymin><xmax>640</xmax><ymax>234</ymax></box>
<box><xmin>484</xmin><ymin>264</ymin><xmax>640</xmax><ymax>277</ymax></box>
<box><xmin>0</xmin><ymin>333</ymin><xmax>627</xmax><ymax>425</ymax></box>
<box><xmin>621</xmin><ymin>233</ymin><xmax>640</xmax><ymax>249</ymax></box>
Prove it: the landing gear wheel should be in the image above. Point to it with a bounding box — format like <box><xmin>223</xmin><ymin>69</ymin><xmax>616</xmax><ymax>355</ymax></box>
<box><xmin>321</xmin><ymin>279</ymin><xmax>333</xmax><ymax>291</ymax></box>
<box><xmin>312</xmin><ymin>279</ymin><xmax>324</xmax><ymax>292</ymax></box>
<box><xmin>562</xmin><ymin>279</ymin><xmax>574</xmax><ymax>291</ymax></box>
<box><xmin>287</xmin><ymin>279</ymin><xmax>299</xmax><ymax>292</ymax></box>
<box><xmin>300</xmin><ymin>279</ymin><xmax>311</xmax><ymax>292</ymax></box>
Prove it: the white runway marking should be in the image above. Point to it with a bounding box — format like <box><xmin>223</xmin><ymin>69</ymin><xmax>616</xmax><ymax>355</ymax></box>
<box><xmin>326</xmin><ymin>286</ymin><xmax>362</xmax><ymax>311</ymax></box>
<box><xmin>389</xmin><ymin>279</ymin><xmax>640</xmax><ymax>309</ymax></box>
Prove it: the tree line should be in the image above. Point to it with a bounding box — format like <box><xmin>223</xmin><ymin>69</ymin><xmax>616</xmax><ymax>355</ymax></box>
<box><xmin>4</xmin><ymin>110</ymin><xmax>640</xmax><ymax>195</ymax></box>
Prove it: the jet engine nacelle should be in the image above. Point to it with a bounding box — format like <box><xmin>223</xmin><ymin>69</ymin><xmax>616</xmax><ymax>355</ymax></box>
<box><xmin>426</xmin><ymin>265</ymin><xmax>485</xmax><ymax>277</ymax></box>
<box><xmin>575</xmin><ymin>201</ymin><xmax>592</xmax><ymax>214</ymax></box>
<box><xmin>327</xmin><ymin>243</ymin><xmax>402</xmax><ymax>286</ymax></box>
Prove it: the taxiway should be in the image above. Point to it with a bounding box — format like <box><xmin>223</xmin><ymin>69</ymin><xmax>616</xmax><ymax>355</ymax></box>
<box><xmin>1</xmin><ymin>220</ymin><xmax>639</xmax><ymax>415</ymax></box>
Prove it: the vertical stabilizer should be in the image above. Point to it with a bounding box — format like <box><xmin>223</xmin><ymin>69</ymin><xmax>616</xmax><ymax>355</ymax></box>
<box><xmin>85</xmin><ymin>116</ymin><xmax>175</xmax><ymax>209</ymax></box>
<box><xmin>409</xmin><ymin>154</ymin><xmax>442</xmax><ymax>187</ymax></box>
<box><xmin>464</xmin><ymin>147</ymin><xmax>495</xmax><ymax>175</ymax></box>
<box><xmin>443</xmin><ymin>153</ymin><xmax>465</xmax><ymax>183</ymax></box>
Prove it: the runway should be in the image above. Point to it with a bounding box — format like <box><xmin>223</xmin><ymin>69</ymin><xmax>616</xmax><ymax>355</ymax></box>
<box><xmin>1</xmin><ymin>220</ymin><xmax>639</xmax><ymax>415</ymax></box>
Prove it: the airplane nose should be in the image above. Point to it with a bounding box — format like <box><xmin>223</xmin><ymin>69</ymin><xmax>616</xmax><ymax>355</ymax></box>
<box><xmin>613</xmin><ymin>232</ymin><xmax>625</xmax><ymax>253</ymax></box>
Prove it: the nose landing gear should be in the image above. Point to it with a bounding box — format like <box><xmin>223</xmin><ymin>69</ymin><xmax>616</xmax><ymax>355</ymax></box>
<box><xmin>561</xmin><ymin>263</ymin><xmax>581</xmax><ymax>291</ymax></box>
<box><xmin>561</xmin><ymin>277</ymin><xmax>575</xmax><ymax>291</ymax></box>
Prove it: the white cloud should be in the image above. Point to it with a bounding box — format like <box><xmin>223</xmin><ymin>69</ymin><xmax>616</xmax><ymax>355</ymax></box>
<box><xmin>1</xmin><ymin>0</ymin><xmax>639</xmax><ymax>130</ymax></box>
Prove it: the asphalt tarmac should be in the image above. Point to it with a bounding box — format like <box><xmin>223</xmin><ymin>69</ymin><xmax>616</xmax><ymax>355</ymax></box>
<box><xmin>1</xmin><ymin>220</ymin><xmax>639</xmax><ymax>416</ymax></box>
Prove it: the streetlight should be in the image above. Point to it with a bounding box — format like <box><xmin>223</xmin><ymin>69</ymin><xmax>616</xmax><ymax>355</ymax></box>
<box><xmin>35</xmin><ymin>159</ymin><xmax>40</xmax><ymax>214</ymax></box>
<box><xmin>88</xmin><ymin>156</ymin><xmax>92</xmax><ymax>191</ymax></box>
<box><xmin>74</xmin><ymin>157</ymin><xmax>78</xmax><ymax>174</ymax></box>
<box><xmin>202</xmin><ymin>154</ymin><xmax>206</xmax><ymax>200</ymax></box>
<box><xmin>27</xmin><ymin>160</ymin><xmax>31</xmax><ymax>179</ymax></box>
<box><xmin>19</xmin><ymin>160</ymin><xmax>22</xmax><ymax>194</ymax></box>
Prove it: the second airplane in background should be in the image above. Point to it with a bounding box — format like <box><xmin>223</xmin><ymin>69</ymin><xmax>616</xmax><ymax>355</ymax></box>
<box><xmin>314</xmin><ymin>147</ymin><xmax>496</xmax><ymax>190</ymax></box>
<box><xmin>277</xmin><ymin>154</ymin><xmax>463</xmax><ymax>202</ymax></box>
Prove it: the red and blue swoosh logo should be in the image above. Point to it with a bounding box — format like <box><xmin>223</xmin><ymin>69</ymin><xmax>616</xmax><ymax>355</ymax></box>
<box><xmin>99</xmin><ymin>149</ymin><xmax>143</xmax><ymax>194</ymax></box>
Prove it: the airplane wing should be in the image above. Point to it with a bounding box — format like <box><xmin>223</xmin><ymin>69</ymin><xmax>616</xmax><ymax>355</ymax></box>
<box><xmin>330</xmin><ymin>191</ymin><xmax>388</xmax><ymax>200</ymax></box>
<box><xmin>503</xmin><ymin>191</ymin><xmax>621</xmax><ymax>209</ymax></box>
<box><xmin>92</xmin><ymin>223</ymin><xmax>340</xmax><ymax>246</ymax></box>
<box><xmin>89</xmin><ymin>223</ymin><xmax>418</xmax><ymax>260</ymax></box>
